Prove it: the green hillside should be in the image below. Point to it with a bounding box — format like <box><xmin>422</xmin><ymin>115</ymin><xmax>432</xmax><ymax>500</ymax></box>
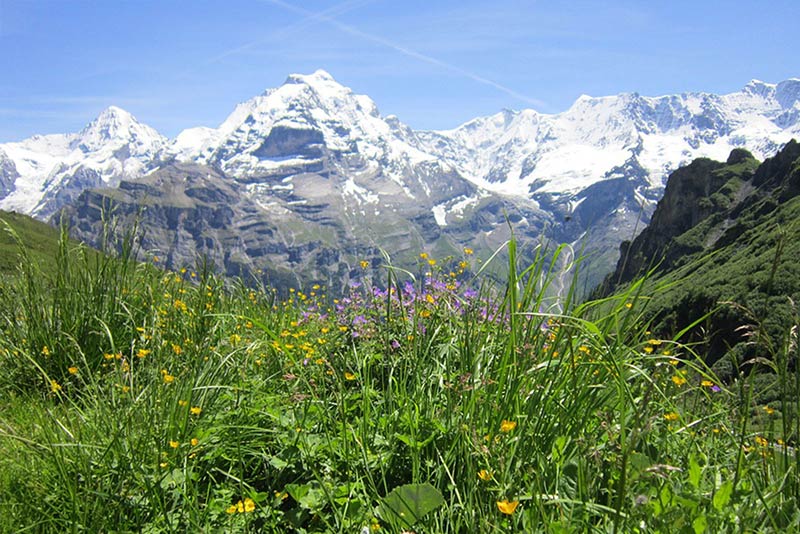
<box><xmin>598</xmin><ymin>140</ymin><xmax>800</xmax><ymax>380</ymax></box>
<box><xmin>0</xmin><ymin>210</ymin><xmax>64</xmax><ymax>274</ymax></box>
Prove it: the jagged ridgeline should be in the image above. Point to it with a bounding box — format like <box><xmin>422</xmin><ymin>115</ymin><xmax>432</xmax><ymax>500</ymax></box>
<box><xmin>3</xmin><ymin>72</ymin><xmax>800</xmax><ymax>294</ymax></box>
<box><xmin>598</xmin><ymin>140</ymin><xmax>800</xmax><ymax>377</ymax></box>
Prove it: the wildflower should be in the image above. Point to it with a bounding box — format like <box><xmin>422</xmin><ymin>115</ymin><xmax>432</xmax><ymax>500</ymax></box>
<box><xmin>191</xmin><ymin>438</ymin><xmax>199</xmax><ymax>447</ymax></box>
<box><xmin>428</xmin><ymin>258</ymin><xmax>437</xmax><ymax>266</ymax></box>
<box><xmin>500</xmin><ymin>420</ymin><xmax>517</xmax><ymax>433</ymax></box>
<box><xmin>178</xmin><ymin>399</ymin><xmax>188</xmax><ymax>407</ymax></box>
<box><xmin>755</xmin><ymin>436</ymin><xmax>768</xmax><ymax>447</ymax></box>
<box><xmin>41</xmin><ymin>346</ymin><xmax>51</xmax><ymax>356</ymax></box>
<box><xmin>169</xmin><ymin>440</ymin><xmax>180</xmax><ymax>449</ymax></box>
<box><xmin>162</xmin><ymin>373</ymin><xmax>175</xmax><ymax>384</ymax></box>
<box><xmin>68</xmin><ymin>366</ymin><xmax>79</xmax><ymax>375</ymax></box>
<box><xmin>763</xmin><ymin>405</ymin><xmax>775</xmax><ymax>415</ymax></box>
<box><xmin>49</xmin><ymin>379</ymin><xmax>62</xmax><ymax>393</ymax></box>
<box><xmin>464</xmin><ymin>247</ymin><xmax>474</xmax><ymax>255</ymax></box>
<box><xmin>425</xmin><ymin>294</ymin><xmax>435</xmax><ymax>304</ymax></box>
<box><xmin>137</xmin><ymin>348</ymin><xmax>151</xmax><ymax>358</ymax></box>
<box><xmin>190</xmin><ymin>406</ymin><xmax>202</xmax><ymax>415</ymax></box>
<box><xmin>226</xmin><ymin>504</ymin><xmax>238</xmax><ymax>514</ymax></box>
<box><xmin>478</xmin><ymin>469</ymin><xmax>492</xmax><ymax>481</ymax></box>
<box><xmin>360</xmin><ymin>260</ymin><xmax>369</xmax><ymax>269</ymax></box>
<box><xmin>671</xmin><ymin>375</ymin><xmax>687</xmax><ymax>387</ymax></box>
<box><xmin>643</xmin><ymin>346</ymin><xmax>654</xmax><ymax>354</ymax></box>
<box><xmin>344</xmin><ymin>372</ymin><xmax>356</xmax><ymax>381</ymax></box>
<box><xmin>496</xmin><ymin>499</ymin><xmax>519</xmax><ymax>515</ymax></box>
<box><xmin>419</xmin><ymin>252</ymin><xmax>428</xmax><ymax>260</ymax></box>
<box><xmin>243</xmin><ymin>498</ymin><xmax>256</xmax><ymax>513</ymax></box>
<box><xmin>701</xmin><ymin>380</ymin><xmax>714</xmax><ymax>387</ymax></box>
<box><xmin>664</xmin><ymin>412</ymin><xmax>679</xmax><ymax>422</ymax></box>
<box><xmin>230</xmin><ymin>334</ymin><xmax>241</xmax><ymax>346</ymax></box>
<box><xmin>625</xmin><ymin>302</ymin><xmax>633</xmax><ymax>309</ymax></box>
<box><xmin>171</xmin><ymin>343</ymin><xmax>182</xmax><ymax>355</ymax></box>
<box><xmin>711</xmin><ymin>385</ymin><xmax>721</xmax><ymax>392</ymax></box>
<box><xmin>647</xmin><ymin>339</ymin><xmax>662</xmax><ymax>345</ymax></box>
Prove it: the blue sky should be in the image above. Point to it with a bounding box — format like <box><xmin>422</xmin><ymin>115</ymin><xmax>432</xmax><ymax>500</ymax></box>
<box><xmin>0</xmin><ymin>0</ymin><xmax>797</xmax><ymax>142</ymax></box>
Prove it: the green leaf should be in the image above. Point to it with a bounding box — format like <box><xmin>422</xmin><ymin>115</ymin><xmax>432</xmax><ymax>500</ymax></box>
<box><xmin>692</xmin><ymin>514</ymin><xmax>708</xmax><ymax>534</ymax></box>
<box><xmin>380</xmin><ymin>483</ymin><xmax>445</xmax><ymax>528</ymax></box>
<box><xmin>688</xmin><ymin>454</ymin><xmax>701</xmax><ymax>489</ymax></box>
<box><xmin>712</xmin><ymin>480</ymin><xmax>733</xmax><ymax>511</ymax></box>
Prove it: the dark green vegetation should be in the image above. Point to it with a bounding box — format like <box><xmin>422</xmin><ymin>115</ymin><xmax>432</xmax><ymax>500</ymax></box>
<box><xmin>0</xmin><ymin>211</ymin><xmax>798</xmax><ymax>532</ymax></box>
<box><xmin>599</xmin><ymin>141</ymin><xmax>800</xmax><ymax>382</ymax></box>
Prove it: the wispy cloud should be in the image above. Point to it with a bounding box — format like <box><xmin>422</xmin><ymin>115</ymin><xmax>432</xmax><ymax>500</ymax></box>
<box><xmin>260</xmin><ymin>0</ymin><xmax>548</xmax><ymax>109</ymax></box>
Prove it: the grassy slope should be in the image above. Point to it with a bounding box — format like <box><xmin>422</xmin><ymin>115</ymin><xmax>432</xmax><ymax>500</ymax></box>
<box><xmin>603</xmin><ymin>144</ymin><xmax>800</xmax><ymax>379</ymax></box>
<box><xmin>0</xmin><ymin>229</ymin><xmax>797</xmax><ymax>532</ymax></box>
<box><xmin>0</xmin><ymin>210</ymin><xmax>63</xmax><ymax>274</ymax></box>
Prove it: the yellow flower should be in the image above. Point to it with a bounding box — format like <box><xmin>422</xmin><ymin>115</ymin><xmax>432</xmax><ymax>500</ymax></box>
<box><xmin>360</xmin><ymin>260</ymin><xmax>370</xmax><ymax>269</ymax></box>
<box><xmin>701</xmin><ymin>380</ymin><xmax>714</xmax><ymax>387</ymax></box>
<box><xmin>426</xmin><ymin>294</ymin><xmax>435</xmax><ymax>304</ymax></box>
<box><xmin>344</xmin><ymin>372</ymin><xmax>356</xmax><ymax>381</ymax></box>
<box><xmin>500</xmin><ymin>420</ymin><xmax>517</xmax><ymax>433</ymax></box>
<box><xmin>496</xmin><ymin>499</ymin><xmax>519</xmax><ymax>515</ymax></box>
<box><xmin>464</xmin><ymin>247</ymin><xmax>474</xmax><ymax>255</ymax></box>
<box><xmin>428</xmin><ymin>258</ymin><xmax>437</xmax><ymax>266</ymax></box>
<box><xmin>643</xmin><ymin>346</ymin><xmax>654</xmax><ymax>354</ymax></box>
<box><xmin>755</xmin><ymin>435</ymin><xmax>768</xmax><ymax>447</ymax></box>
<box><xmin>664</xmin><ymin>412</ymin><xmax>679</xmax><ymax>422</ymax></box>
<box><xmin>163</xmin><ymin>373</ymin><xmax>175</xmax><ymax>384</ymax></box>
<box><xmin>68</xmin><ymin>366</ymin><xmax>79</xmax><ymax>375</ymax></box>
<box><xmin>419</xmin><ymin>252</ymin><xmax>428</xmax><ymax>260</ymax></box>
<box><xmin>763</xmin><ymin>405</ymin><xmax>775</xmax><ymax>415</ymax></box>
<box><xmin>171</xmin><ymin>343</ymin><xmax>182</xmax><ymax>355</ymax></box>
<box><xmin>190</xmin><ymin>406</ymin><xmax>202</xmax><ymax>415</ymax></box>
<box><xmin>169</xmin><ymin>440</ymin><xmax>180</xmax><ymax>449</ymax></box>
<box><xmin>671</xmin><ymin>375</ymin><xmax>687</xmax><ymax>386</ymax></box>
<box><xmin>226</xmin><ymin>504</ymin><xmax>238</xmax><ymax>514</ymax></box>
<box><xmin>243</xmin><ymin>498</ymin><xmax>256</xmax><ymax>513</ymax></box>
<box><xmin>478</xmin><ymin>469</ymin><xmax>492</xmax><ymax>482</ymax></box>
<box><xmin>178</xmin><ymin>399</ymin><xmax>188</xmax><ymax>407</ymax></box>
<box><xmin>41</xmin><ymin>346</ymin><xmax>51</xmax><ymax>356</ymax></box>
<box><xmin>190</xmin><ymin>438</ymin><xmax>199</xmax><ymax>447</ymax></box>
<box><xmin>137</xmin><ymin>348</ymin><xmax>151</xmax><ymax>358</ymax></box>
<box><xmin>625</xmin><ymin>302</ymin><xmax>633</xmax><ymax>309</ymax></box>
<box><xmin>49</xmin><ymin>379</ymin><xmax>62</xmax><ymax>393</ymax></box>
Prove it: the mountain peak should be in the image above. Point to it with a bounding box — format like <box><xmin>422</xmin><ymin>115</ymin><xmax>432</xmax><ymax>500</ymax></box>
<box><xmin>284</xmin><ymin>69</ymin><xmax>338</xmax><ymax>86</ymax></box>
<box><xmin>73</xmin><ymin>105</ymin><xmax>164</xmax><ymax>155</ymax></box>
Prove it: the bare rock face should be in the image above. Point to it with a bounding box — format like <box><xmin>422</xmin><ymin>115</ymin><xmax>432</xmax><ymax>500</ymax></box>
<box><xmin>0</xmin><ymin>148</ymin><xmax>18</xmax><ymax>200</ymax></box>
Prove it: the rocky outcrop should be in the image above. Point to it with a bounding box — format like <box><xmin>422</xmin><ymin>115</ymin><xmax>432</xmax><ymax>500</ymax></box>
<box><xmin>594</xmin><ymin>140</ymin><xmax>800</xmax><ymax>372</ymax></box>
<box><xmin>0</xmin><ymin>148</ymin><xmax>18</xmax><ymax>200</ymax></box>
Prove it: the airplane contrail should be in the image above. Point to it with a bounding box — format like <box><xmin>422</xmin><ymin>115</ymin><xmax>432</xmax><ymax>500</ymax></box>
<box><xmin>262</xmin><ymin>0</ymin><xmax>548</xmax><ymax>109</ymax></box>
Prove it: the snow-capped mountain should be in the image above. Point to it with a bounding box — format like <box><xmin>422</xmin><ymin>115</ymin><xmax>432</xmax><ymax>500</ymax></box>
<box><xmin>418</xmin><ymin>78</ymin><xmax>800</xmax><ymax>202</ymax></box>
<box><xmin>168</xmin><ymin>70</ymin><xmax>475</xmax><ymax>216</ymax></box>
<box><xmin>2</xmin><ymin>71</ymin><xmax>798</xmax><ymax>292</ymax></box>
<box><xmin>0</xmin><ymin>106</ymin><xmax>166</xmax><ymax>218</ymax></box>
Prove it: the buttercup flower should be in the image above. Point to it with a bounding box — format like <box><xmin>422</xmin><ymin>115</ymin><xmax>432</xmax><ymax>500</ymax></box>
<box><xmin>497</xmin><ymin>499</ymin><xmax>519</xmax><ymax>515</ymax></box>
<box><xmin>500</xmin><ymin>420</ymin><xmax>517</xmax><ymax>433</ymax></box>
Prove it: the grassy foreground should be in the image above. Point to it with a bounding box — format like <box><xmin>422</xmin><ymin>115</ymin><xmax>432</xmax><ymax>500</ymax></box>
<box><xmin>0</xmin><ymin>229</ymin><xmax>797</xmax><ymax>533</ymax></box>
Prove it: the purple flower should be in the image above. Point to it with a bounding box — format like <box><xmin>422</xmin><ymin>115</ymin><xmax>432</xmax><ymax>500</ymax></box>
<box><xmin>711</xmin><ymin>385</ymin><xmax>721</xmax><ymax>392</ymax></box>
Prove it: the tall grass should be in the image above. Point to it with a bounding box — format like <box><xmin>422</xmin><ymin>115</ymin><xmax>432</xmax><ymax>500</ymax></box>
<box><xmin>0</xmin><ymin>227</ymin><xmax>797</xmax><ymax>532</ymax></box>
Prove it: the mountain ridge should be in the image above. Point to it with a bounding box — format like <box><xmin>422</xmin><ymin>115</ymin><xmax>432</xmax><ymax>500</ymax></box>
<box><xmin>1</xmin><ymin>72</ymin><xmax>799</xmax><ymax>291</ymax></box>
